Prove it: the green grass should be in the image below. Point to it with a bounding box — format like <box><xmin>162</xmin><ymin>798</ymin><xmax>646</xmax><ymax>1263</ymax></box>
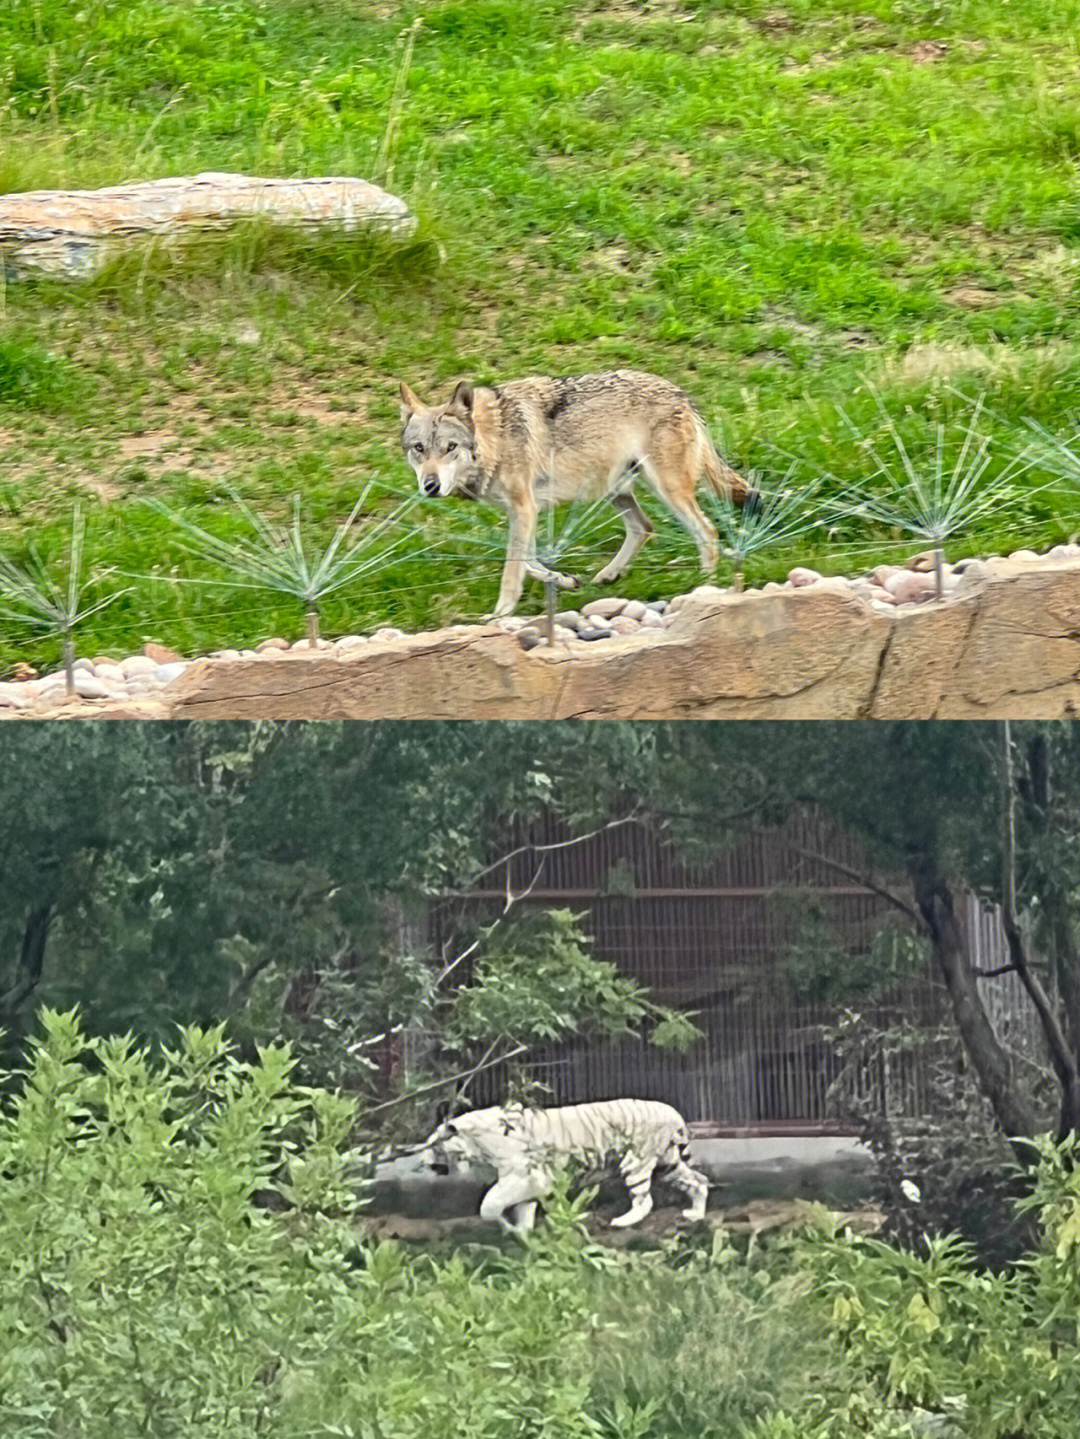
<box><xmin>2</xmin><ymin>0</ymin><xmax>1080</xmax><ymax>670</ymax></box>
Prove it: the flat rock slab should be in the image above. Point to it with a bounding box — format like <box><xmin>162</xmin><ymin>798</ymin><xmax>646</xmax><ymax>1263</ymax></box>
<box><xmin>11</xmin><ymin>552</ymin><xmax>1080</xmax><ymax>720</ymax></box>
<box><xmin>1</xmin><ymin>172</ymin><xmax>415</xmax><ymax>277</ymax></box>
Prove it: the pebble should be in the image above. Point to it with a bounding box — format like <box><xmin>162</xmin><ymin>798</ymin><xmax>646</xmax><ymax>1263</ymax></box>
<box><xmin>121</xmin><ymin>655</ymin><xmax>156</xmax><ymax>679</ymax></box>
<box><xmin>371</xmin><ymin>627</ymin><xmax>406</xmax><ymax>642</ymax></box>
<box><xmin>256</xmin><ymin>637</ymin><xmax>290</xmax><ymax>653</ymax></box>
<box><xmin>143</xmin><ymin>642</ymin><xmax>184</xmax><ymax>664</ymax></box>
<box><xmin>334</xmin><ymin>635</ymin><xmax>368</xmax><ymax>652</ymax></box>
<box><xmin>906</xmin><ymin>551</ymin><xmax>939</xmax><ymax>573</ymax></box>
<box><xmin>788</xmin><ymin>567</ymin><xmax>822</xmax><ymax>587</ymax></box>
<box><xmin>72</xmin><ymin>673</ymin><xmax>111</xmax><ymax>699</ymax></box>
<box><xmin>885</xmin><ymin>571</ymin><xmax>939</xmax><ymax>604</ymax></box>
<box><xmin>871</xmin><ymin>565</ymin><xmax>901</xmax><ymax>587</ymax></box>
<box><xmin>581</xmin><ymin>597</ymin><xmax>628</xmax><ymax>619</ymax></box>
<box><xmin>621</xmin><ymin>600</ymin><xmax>647</xmax><ymax>621</ymax></box>
<box><xmin>155</xmin><ymin>662</ymin><xmax>188</xmax><ymax>686</ymax></box>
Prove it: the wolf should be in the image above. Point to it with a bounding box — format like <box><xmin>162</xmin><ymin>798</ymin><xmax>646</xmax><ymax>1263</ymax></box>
<box><xmin>398</xmin><ymin>369</ymin><xmax>753</xmax><ymax>617</ymax></box>
<box><xmin>423</xmin><ymin>1099</ymin><xmax>710</xmax><ymax>1233</ymax></box>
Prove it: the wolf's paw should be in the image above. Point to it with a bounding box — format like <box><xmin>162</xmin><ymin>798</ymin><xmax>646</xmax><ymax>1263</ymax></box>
<box><xmin>591</xmin><ymin>564</ymin><xmax>623</xmax><ymax>587</ymax></box>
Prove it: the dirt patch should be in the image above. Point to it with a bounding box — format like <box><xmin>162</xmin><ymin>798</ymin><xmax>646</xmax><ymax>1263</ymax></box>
<box><xmin>357</xmin><ymin>1199</ymin><xmax>886</xmax><ymax>1247</ymax></box>
<box><xmin>910</xmin><ymin>40</ymin><xmax>948</xmax><ymax>64</ymax></box>
<box><xmin>71</xmin><ymin>473</ymin><xmax>123</xmax><ymax>503</ymax></box>
<box><xmin>881</xmin><ymin>340</ymin><xmax>1067</xmax><ymax>384</ymax></box>
<box><xmin>118</xmin><ymin>430</ymin><xmax>183</xmax><ymax>460</ymax></box>
<box><xmin>580</xmin><ymin>0</ymin><xmax>692</xmax><ymax>25</ymax></box>
<box><xmin>947</xmin><ymin>285</ymin><xmax>1016</xmax><ymax>309</ymax></box>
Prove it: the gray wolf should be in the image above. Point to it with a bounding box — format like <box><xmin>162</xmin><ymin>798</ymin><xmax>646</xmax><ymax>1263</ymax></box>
<box><xmin>424</xmin><ymin>1099</ymin><xmax>709</xmax><ymax>1232</ymax></box>
<box><xmin>399</xmin><ymin>369</ymin><xmax>752</xmax><ymax>617</ymax></box>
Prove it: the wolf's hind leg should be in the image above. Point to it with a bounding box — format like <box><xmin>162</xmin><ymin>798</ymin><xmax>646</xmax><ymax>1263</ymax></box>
<box><xmin>593</xmin><ymin>490</ymin><xmax>655</xmax><ymax>586</ymax></box>
<box><xmin>639</xmin><ymin>454</ymin><xmax>719</xmax><ymax>573</ymax></box>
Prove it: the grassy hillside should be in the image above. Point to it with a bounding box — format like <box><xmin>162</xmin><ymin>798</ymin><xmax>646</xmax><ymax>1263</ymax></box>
<box><xmin>2</xmin><ymin>0</ymin><xmax>1080</xmax><ymax>669</ymax></box>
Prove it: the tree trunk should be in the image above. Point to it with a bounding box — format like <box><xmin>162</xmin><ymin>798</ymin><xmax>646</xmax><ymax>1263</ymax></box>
<box><xmin>913</xmin><ymin>871</ymin><xmax>1039</xmax><ymax>1141</ymax></box>
<box><xmin>1002</xmin><ymin>722</ymin><xmax>1080</xmax><ymax>1140</ymax></box>
<box><xmin>2</xmin><ymin>904</ymin><xmax>54</xmax><ymax>1040</ymax></box>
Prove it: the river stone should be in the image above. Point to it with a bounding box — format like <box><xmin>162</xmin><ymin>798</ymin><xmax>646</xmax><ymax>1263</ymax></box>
<box><xmin>143</xmin><ymin>642</ymin><xmax>184</xmax><ymax>664</ymax></box>
<box><xmin>73</xmin><ymin>672</ymin><xmax>111</xmax><ymax>698</ymax></box>
<box><xmin>885</xmin><ymin>571</ymin><xmax>938</xmax><ymax>604</ymax></box>
<box><xmin>582</xmin><ymin>596</ymin><xmax>628</xmax><ymax>619</ymax></box>
<box><xmin>788</xmin><ymin>567</ymin><xmax>822</xmax><ymax>587</ymax></box>
<box><xmin>155</xmin><ymin>662</ymin><xmax>188</xmax><ymax>685</ymax></box>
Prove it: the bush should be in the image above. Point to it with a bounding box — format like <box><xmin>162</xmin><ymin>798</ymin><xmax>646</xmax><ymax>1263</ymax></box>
<box><xmin>795</xmin><ymin>1137</ymin><xmax>1080</xmax><ymax>1439</ymax></box>
<box><xmin>12</xmin><ymin>1008</ymin><xmax>1080</xmax><ymax>1438</ymax></box>
<box><xmin>0</xmin><ymin>1010</ymin><xmax>834</xmax><ymax>1439</ymax></box>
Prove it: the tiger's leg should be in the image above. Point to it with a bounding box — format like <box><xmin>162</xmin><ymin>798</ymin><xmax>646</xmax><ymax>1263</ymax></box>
<box><xmin>508</xmin><ymin>1200</ymin><xmax>538</xmax><ymax>1230</ymax></box>
<box><xmin>668</xmin><ymin>1157</ymin><xmax>709</xmax><ymax>1221</ymax></box>
<box><xmin>610</xmin><ymin>1153</ymin><xmax>657</xmax><ymax>1227</ymax></box>
<box><xmin>479</xmin><ymin>1170</ymin><xmax>551</xmax><ymax>1232</ymax></box>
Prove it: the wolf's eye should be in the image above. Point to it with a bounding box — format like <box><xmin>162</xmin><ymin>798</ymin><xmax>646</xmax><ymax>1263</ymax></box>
<box><xmin>445</xmin><ymin>441</ymin><xmax>457</xmax><ymax>454</ymax></box>
<box><xmin>411</xmin><ymin>442</ymin><xmax>424</xmax><ymax>455</ymax></box>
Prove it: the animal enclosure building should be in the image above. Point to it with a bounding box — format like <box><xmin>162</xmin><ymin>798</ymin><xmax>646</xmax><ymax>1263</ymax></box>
<box><xmin>424</xmin><ymin>810</ymin><xmax>1045</xmax><ymax>1139</ymax></box>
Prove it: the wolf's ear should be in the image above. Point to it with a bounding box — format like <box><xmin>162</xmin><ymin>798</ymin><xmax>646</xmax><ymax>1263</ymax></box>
<box><xmin>399</xmin><ymin>381</ymin><xmax>423</xmax><ymax>423</ymax></box>
<box><xmin>448</xmin><ymin>379</ymin><xmax>474</xmax><ymax>418</ymax></box>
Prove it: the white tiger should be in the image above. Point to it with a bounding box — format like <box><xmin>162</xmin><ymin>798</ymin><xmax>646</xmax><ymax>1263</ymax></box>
<box><xmin>424</xmin><ymin>1098</ymin><xmax>709</xmax><ymax>1232</ymax></box>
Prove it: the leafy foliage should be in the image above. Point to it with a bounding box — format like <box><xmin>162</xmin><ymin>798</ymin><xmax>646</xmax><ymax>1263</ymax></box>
<box><xmin>149</xmin><ymin>485</ymin><xmax>419</xmax><ymax>641</ymax></box>
<box><xmin>798</xmin><ymin>1135</ymin><xmax>1080</xmax><ymax>1437</ymax></box>
<box><xmin>0</xmin><ymin>1009</ymin><xmax>838</xmax><ymax>1439</ymax></box>
<box><xmin>445</xmin><ymin>907</ymin><xmax>700</xmax><ymax>1051</ymax></box>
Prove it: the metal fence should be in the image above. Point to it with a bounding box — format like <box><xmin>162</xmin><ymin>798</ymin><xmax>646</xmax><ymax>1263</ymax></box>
<box><xmin>427</xmin><ymin>810</ymin><xmax>1046</xmax><ymax>1133</ymax></box>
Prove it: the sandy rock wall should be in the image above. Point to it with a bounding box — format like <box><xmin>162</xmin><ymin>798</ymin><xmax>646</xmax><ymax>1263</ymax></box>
<box><xmin>9</xmin><ymin>550</ymin><xmax>1080</xmax><ymax>720</ymax></box>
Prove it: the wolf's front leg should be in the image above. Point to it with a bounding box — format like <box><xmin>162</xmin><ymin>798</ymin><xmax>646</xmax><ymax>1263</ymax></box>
<box><xmin>491</xmin><ymin>499</ymin><xmax>538</xmax><ymax>618</ymax></box>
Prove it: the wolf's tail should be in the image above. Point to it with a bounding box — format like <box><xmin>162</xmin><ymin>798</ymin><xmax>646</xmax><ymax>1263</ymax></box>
<box><xmin>698</xmin><ymin>423</ymin><xmax>756</xmax><ymax>508</ymax></box>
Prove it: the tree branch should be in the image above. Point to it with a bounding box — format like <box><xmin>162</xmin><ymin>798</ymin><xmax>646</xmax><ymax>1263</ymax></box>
<box><xmin>787</xmin><ymin>847</ymin><xmax>923</xmax><ymax>927</ymax></box>
<box><xmin>357</xmin><ymin>1041</ymin><xmax>529</xmax><ymax>1120</ymax></box>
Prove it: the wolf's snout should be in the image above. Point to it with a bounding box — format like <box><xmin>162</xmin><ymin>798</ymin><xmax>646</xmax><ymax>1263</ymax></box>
<box><xmin>422</xmin><ymin>476</ymin><xmax>440</xmax><ymax>497</ymax></box>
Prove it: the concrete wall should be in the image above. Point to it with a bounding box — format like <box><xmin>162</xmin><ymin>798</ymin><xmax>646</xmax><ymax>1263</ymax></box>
<box><xmin>371</xmin><ymin>1134</ymin><xmax>876</xmax><ymax>1218</ymax></box>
